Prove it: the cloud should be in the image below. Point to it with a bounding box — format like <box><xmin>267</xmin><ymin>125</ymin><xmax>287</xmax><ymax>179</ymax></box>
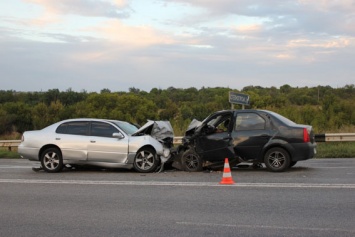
<box><xmin>287</xmin><ymin>38</ymin><xmax>350</xmax><ymax>49</ymax></box>
<box><xmin>165</xmin><ymin>0</ymin><xmax>355</xmax><ymax>36</ymax></box>
<box><xmin>25</xmin><ymin>0</ymin><xmax>130</xmax><ymax>18</ymax></box>
<box><xmin>88</xmin><ymin>19</ymin><xmax>176</xmax><ymax>48</ymax></box>
<box><xmin>234</xmin><ymin>24</ymin><xmax>262</xmax><ymax>37</ymax></box>
<box><xmin>1</xmin><ymin>36</ymin><xmax>354</xmax><ymax>92</ymax></box>
<box><xmin>1</xmin><ymin>0</ymin><xmax>354</xmax><ymax>92</ymax></box>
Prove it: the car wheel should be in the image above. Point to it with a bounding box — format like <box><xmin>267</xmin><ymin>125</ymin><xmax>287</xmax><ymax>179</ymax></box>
<box><xmin>133</xmin><ymin>148</ymin><xmax>159</xmax><ymax>173</ymax></box>
<box><xmin>41</xmin><ymin>147</ymin><xmax>63</xmax><ymax>173</ymax></box>
<box><xmin>181</xmin><ymin>149</ymin><xmax>203</xmax><ymax>172</ymax></box>
<box><xmin>289</xmin><ymin>161</ymin><xmax>297</xmax><ymax>167</ymax></box>
<box><xmin>264</xmin><ymin>147</ymin><xmax>290</xmax><ymax>172</ymax></box>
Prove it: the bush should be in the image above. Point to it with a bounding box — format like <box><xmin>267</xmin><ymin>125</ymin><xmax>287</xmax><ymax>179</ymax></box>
<box><xmin>315</xmin><ymin>142</ymin><xmax>355</xmax><ymax>158</ymax></box>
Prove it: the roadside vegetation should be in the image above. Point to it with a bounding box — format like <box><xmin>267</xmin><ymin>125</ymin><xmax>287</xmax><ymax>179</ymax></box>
<box><xmin>0</xmin><ymin>147</ymin><xmax>20</xmax><ymax>159</ymax></box>
<box><xmin>0</xmin><ymin>85</ymin><xmax>354</xmax><ymax>158</ymax></box>
<box><xmin>315</xmin><ymin>142</ymin><xmax>355</xmax><ymax>158</ymax></box>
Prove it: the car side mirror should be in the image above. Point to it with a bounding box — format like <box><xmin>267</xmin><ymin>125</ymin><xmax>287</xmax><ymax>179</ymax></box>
<box><xmin>113</xmin><ymin>133</ymin><xmax>124</xmax><ymax>139</ymax></box>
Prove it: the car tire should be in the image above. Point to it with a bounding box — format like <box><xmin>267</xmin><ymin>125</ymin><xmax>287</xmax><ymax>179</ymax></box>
<box><xmin>133</xmin><ymin>147</ymin><xmax>159</xmax><ymax>173</ymax></box>
<box><xmin>264</xmin><ymin>147</ymin><xmax>290</xmax><ymax>172</ymax></box>
<box><xmin>41</xmin><ymin>147</ymin><xmax>63</xmax><ymax>173</ymax></box>
<box><xmin>181</xmin><ymin>149</ymin><xmax>203</xmax><ymax>172</ymax></box>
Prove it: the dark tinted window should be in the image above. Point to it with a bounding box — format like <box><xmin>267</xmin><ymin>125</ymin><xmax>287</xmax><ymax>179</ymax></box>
<box><xmin>235</xmin><ymin>113</ymin><xmax>265</xmax><ymax>131</ymax></box>
<box><xmin>56</xmin><ymin>123</ymin><xmax>68</xmax><ymax>134</ymax></box>
<box><xmin>56</xmin><ymin>121</ymin><xmax>89</xmax><ymax>135</ymax></box>
<box><xmin>91</xmin><ymin>122</ymin><xmax>119</xmax><ymax>137</ymax></box>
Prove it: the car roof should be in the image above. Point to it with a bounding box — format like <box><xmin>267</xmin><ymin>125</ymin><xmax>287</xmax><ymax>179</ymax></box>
<box><xmin>42</xmin><ymin>118</ymin><xmax>132</xmax><ymax>132</ymax></box>
<box><xmin>58</xmin><ymin>118</ymin><xmax>124</xmax><ymax>123</ymax></box>
<box><xmin>211</xmin><ymin>109</ymin><xmax>271</xmax><ymax>115</ymax></box>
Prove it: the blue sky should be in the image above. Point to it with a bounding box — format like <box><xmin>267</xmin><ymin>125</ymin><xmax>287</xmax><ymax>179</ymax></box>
<box><xmin>1</xmin><ymin>0</ymin><xmax>354</xmax><ymax>92</ymax></box>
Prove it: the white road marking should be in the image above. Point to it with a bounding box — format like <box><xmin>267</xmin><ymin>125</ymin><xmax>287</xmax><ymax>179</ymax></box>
<box><xmin>0</xmin><ymin>179</ymin><xmax>354</xmax><ymax>188</ymax></box>
<box><xmin>310</xmin><ymin>166</ymin><xmax>355</xmax><ymax>169</ymax></box>
<box><xmin>0</xmin><ymin>164</ymin><xmax>354</xmax><ymax>169</ymax></box>
<box><xmin>0</xmin><ymin>166</ymin><xmax>34</xmax><ymax>169</ymax></box>
<box><xmin>0</xmin><ymin>165</ymin><xmax>354</xmax><ymax>169</ymax></box>
<box><xmin>176</xmin><ymin>222</ymin><xmax>355</xmax><ymax>234</ymax></box>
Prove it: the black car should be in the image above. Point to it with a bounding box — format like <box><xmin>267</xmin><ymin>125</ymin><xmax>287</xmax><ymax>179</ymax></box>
<box><xmin>173</xmin><ymin>109</ymin><xmax>317</xmax><ymax>172</ymax></box>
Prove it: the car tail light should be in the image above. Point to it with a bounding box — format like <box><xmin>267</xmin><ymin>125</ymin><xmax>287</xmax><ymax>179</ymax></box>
<box><xmin>303</xmin><ymin>128</ymin><xmax>310</xmax><ymax>143</ymax></box>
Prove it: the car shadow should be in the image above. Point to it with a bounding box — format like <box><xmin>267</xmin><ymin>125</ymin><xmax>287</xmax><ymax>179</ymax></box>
<box><xmin>32</xmin><ymin>164</ymin><xmax>313</xmax><ymax>174</ymax></box>
<box><xmin>230</xmin><ymin>164</ymin><xmax>314</xmax><ymax>172</ymax></box>
<box><xmin>60</xmin><ymin>165</ymin><xmax>134</xmax><ymax>173</ymax></box>
<box><xmin>231</xmin><ymin>166</ymin><xmax>266</xmax><ymax>172</ymax></box>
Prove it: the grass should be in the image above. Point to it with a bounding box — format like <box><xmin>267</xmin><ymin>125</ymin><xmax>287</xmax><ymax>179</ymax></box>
<box><xmin>315</xmin><ymin>142</ymin><xmax>355</xmax><ymax>158</ymax></box>
<box><xmin>0</xmin><ymin>147</ymin><xmax>21</xmax><ymax>159</ymax></box>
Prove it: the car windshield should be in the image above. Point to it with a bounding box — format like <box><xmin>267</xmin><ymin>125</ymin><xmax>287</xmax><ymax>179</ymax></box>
<box><xmin>268</xmin><ymin>111</ymin><xmax>296</xmax><ymax>126</ymax></box>
<box><xmin>202</xmin><ymin>113</ymin><xmax>228</xmax><ymax>126</ymax></box>
<box><xmin>112</xmin><ymin>121</ymin><xmax>139</xmax><ymax>135</ymax></box>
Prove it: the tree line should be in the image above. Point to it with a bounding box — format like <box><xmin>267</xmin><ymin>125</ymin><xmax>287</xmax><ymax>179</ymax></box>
<box><xmin>0</xmin><ymin>84</ymin><xmax>354</xmax><ymax>137</ymax></box>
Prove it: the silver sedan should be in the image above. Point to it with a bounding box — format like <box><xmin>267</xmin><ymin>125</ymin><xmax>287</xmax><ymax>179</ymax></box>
<box><xmin>18</xmin><ymin>118</ymin><xmax>173</xmax><ymax>173</ymax></box>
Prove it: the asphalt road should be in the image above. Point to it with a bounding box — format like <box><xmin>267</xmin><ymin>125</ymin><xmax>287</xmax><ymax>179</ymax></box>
<box><xmin>0</xmin><ymin>158</ymin><xmax>354</xmax><ymax>237</ymax></box>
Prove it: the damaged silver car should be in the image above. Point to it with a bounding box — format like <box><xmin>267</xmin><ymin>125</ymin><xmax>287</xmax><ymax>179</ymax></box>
<box><xmin>173</xmin><ymin>109</ymin><xmax>317</xmax><ymax>172</ymax></box>
<box><xmin>18</xmin><ymin>118</ymin><xmax>174</xmax><ymax>173</ymax></box>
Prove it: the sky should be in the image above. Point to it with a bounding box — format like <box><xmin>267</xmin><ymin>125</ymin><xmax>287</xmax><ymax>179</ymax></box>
<box><xmin>0</xmin><ymin>0</ymin><xmax>354</xmax><ymax>92</ymax></box>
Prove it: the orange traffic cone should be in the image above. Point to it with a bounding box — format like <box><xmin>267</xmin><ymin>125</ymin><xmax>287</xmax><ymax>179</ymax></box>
<box><xmin>219</xmin><ymin>158</ymin><xmax>235</xmax><ymax>185</ymax></box>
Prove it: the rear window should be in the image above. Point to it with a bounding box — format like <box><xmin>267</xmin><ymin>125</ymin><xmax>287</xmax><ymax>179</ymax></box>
<box><xmin>56</xmin><ymin>121</ymin><xmax>90</xmax><ymax>136</ymax></box>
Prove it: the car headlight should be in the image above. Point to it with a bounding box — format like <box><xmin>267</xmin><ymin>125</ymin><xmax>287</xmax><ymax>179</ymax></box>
<box><xmin>163</xmin><ymin>148</ymin><xmax>171</xmax><ymax>158</ymax></box>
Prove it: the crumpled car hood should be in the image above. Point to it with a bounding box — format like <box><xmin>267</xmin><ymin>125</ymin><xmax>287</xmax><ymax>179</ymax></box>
<box><xmin>185</xmin><ymin>119</ymin><xmax>202</xmax><ymax>135</ymax></box>
<box><xmin>132</xmin><ymin>120</ymin><xmax>174</xmax><ymax>141</ymax></box>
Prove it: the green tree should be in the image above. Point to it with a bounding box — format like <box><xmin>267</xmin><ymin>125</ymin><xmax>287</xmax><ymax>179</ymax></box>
<box><xmin>32</xmin><ymin>103</ymin><xmax>49</xmax><ymax>129</ymax></box>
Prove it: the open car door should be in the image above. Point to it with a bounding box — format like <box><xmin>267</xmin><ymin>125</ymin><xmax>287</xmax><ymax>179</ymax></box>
<box><xmin>194</xmin><ymin>111</ymin><xmax>235</xmax><ymax>162</ymax></box>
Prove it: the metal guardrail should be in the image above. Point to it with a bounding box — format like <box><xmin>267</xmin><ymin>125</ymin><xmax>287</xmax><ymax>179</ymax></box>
<box><xmin>1</xmin><ymin>133</ymin><xmax>355</xmax><ymax>151</ymax></box>
<box><xmin>0</xmin><ymin>140</ymin><xmax>21</xmax><ymax>151</ymax></box>
<box><xmin>315</xmin><ymin>133</ymin><xmax>355</xmax><ymax>142</ymax></box>
<box><xmin>173</xmin><ymin>137</ymin><xmax>183</xmax><ymax>145</ymax></box>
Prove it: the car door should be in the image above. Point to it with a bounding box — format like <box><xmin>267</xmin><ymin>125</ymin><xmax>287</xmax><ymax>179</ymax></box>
<box><xmin>87</xmin><ymin>121</ymin><xmax>129</xmax><ymax>163</ymax></box>
<box><xmin>231</xmin><ymin>112</ymin><xmax>271</xmax><ymax>161</ymax></box>
<box><xmin>195</xmin><ymin>112</ymin><xmax>235</xmax><ymax>162</ymax></box>
<box><xmin>55</xmin><ymin>121</ymin><xmax>90</xmax><ymax>161</ymax></box>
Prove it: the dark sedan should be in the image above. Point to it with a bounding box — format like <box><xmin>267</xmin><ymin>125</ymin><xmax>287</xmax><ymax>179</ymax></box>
<box><xmin>173</xmin><ymin>109</ymin><xmax>317</xmax><ymax>172</ymax></box>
